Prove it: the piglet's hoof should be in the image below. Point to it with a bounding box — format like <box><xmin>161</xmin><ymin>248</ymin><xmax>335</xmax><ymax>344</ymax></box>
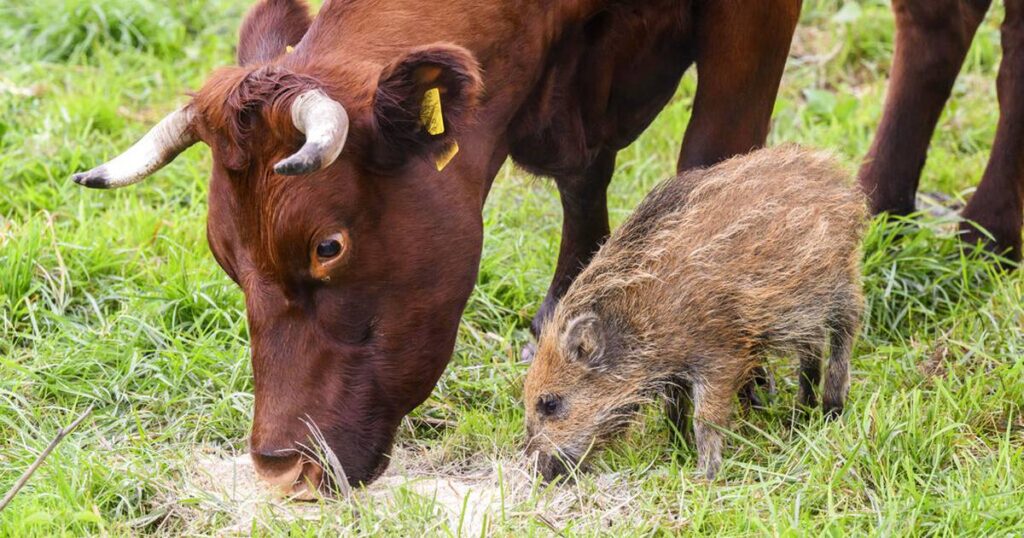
<box><xmin>521</xmin><ymin>342</ymin><xmax>537</xmax><ymax>363</ymax></box>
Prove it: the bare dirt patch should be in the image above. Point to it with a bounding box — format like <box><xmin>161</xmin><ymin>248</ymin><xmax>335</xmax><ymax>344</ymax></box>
<box><xmin>169</xmin><ymin>447</ymin><xmax>644</xmax><ymax>535</ymax></box>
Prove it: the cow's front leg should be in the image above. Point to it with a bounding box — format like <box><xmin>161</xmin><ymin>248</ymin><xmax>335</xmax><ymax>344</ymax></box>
<box><xmin>677</xmin><ymin>0</ymin><xmax>800</xmax><ymax>170</ymax></box>
<box><xmin>675</xmin><ymin>0</ymin><xmax>801</xmax><ymax>395</ymax></box>
<box><xmin>859</xmin><ymin>0</ymin><xmax>991</xmax><ymax>215</ymax></box>
<box><xmin>961</xmin><ymin>0</ymin><xmax>1024</xmax><ymax>263</ymax></box>
<box><xmin>524</xmin><ymin>150</ymin><xmax>615</xmax><ymax>361</ymax></box>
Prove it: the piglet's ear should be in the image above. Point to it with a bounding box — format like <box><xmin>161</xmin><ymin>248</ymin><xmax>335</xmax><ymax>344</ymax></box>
<box><xmin>562</xmin><ymin>313</ymin><xmax>608</xmax><ymax>370</ymax></box>
<box><xmin>371</xmin><ymin>43</ymin><xmax>482</xmax><ymax>170</ymax></box>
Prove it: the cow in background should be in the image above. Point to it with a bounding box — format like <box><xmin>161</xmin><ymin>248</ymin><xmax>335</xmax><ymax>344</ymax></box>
<box><xmin>71</xmin><ymin>0</ymin><xmax>801</xmax><ymax>493</ymax></box>
<box><xmin>861</xmin><ymin>0</ymin><xmax>1024</xmax><ymax>262</ymax></box>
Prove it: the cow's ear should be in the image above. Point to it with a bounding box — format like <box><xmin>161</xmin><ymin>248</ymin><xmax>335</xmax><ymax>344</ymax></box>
<box><xmin>371</xmin><ymin>44</ymin><xmax>483</xmax><ymax>170</ymax></box>
<box><xmin>237</xmin><ymin>0</ymin><xmax>312</xmax><ymax>66</ymax></box>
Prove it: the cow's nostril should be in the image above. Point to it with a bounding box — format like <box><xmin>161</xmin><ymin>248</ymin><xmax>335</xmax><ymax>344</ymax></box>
<box><xmin>251</xmin><ymin>448</ymin><xmax>301</xmax><ymax>479</ymax></box>
<box><xmin>254</xmin><ymin>449</ymin><xmax>296</xmax><ymax>461</ymax></box>
<box><xmin>251</xmin><ymin>448</ymin><xmax>328</xmax><ymax>499</ymax></box>
<box><xmin>252</xmin><ymin>448</ymin><xmax>299</xmax><ymax>466</ymax></box>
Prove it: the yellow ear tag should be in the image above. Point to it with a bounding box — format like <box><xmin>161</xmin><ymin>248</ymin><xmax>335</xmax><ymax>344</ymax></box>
<box><xmin>420</xmin><ymin>87</ymin><xmax>445</xmax><ymax>136</ymax></box>
<box><xmin>435</xmin><ymin>141</ymin><xmax>459</xmax><ymax>172</ymax></box>
<box><xmin>421</xmin><ymin>87</ymin><xmax>458</xmax><ymax>171</ymax></box>
<box><xmin>285</xmin><ymin>45</ymin><xmax>295</xmax><ymax>54</ymax></box>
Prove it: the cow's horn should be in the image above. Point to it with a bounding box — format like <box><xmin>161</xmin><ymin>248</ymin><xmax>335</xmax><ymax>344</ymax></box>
<box><xmin>274</xmin><ymin>89</ymin><xmax>349</xmax><ymax>176</ymax></box>
<box><xmin>71</xmin><ymin>107</ymin><xmax>198</xmax><ymax>189</ymax></box>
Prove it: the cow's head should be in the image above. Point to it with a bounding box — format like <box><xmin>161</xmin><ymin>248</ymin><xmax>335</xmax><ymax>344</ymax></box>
<box><xmin>72</xmin><ymin>0</ymin><xmax>485</xmax><ymax>494</ymax></box>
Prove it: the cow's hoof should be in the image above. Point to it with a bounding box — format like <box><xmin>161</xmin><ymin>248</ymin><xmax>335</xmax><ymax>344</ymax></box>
<box><xmin>958</xmin><ymin>219</ymin><xmax>1021</xmax><ymax>267</ymax></box>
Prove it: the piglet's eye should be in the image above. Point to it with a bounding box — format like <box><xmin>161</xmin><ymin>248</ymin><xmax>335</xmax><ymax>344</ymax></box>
<box><xmin>537</xmin><ymin>394</ymin><xmax>562</xmax><ymax>418</ymax></box>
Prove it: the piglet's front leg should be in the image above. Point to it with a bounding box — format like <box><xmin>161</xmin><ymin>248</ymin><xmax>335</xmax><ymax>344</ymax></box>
<box><xmin>692</xmin><ymin>381</ymin><xmax>735</xmax><ymax>480</ymax></box>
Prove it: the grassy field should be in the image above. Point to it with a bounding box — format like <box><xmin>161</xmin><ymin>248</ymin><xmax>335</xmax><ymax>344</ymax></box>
<box><xmin>1</xmin><ymin>0</ymin><xmax>1023</xmax><ymax>535</ymax></box>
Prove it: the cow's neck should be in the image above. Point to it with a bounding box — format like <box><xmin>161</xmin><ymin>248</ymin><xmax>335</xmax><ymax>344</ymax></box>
<box><xmin>305</xmin><ymin>0</ymin><xmax>613</xmax><ymax>110</ymax></box>
<box><xmin>297</xmin><ymin>0</ymin><xmax>621</xmax><ymax>205</ymax></box>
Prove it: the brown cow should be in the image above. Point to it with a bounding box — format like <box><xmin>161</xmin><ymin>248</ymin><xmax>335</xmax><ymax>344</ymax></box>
<box><xmin>860</xmin><ymin>0</ymin><xmax>1024</xmax><ymax>262</ymax></box>
<box><xmin>71</xmin><ymin>0</ymin><xmax>801</xmax><ymax>493</ymax></box>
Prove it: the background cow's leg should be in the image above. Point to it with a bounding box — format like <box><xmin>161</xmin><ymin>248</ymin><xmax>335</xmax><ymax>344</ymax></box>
<box><xmin>677</xmin><ymin>0</ymin><xmax>801</xmax><ymax>170</ymax></box>
<box><xmin>528</xmin><ymin>150</ymin><xmax>616</xmax><ymax>348</ymax></box>
<box><xmin>859</xmin><ymin>0</ymin><xmax>992</xmax><ymax>215</ymax></box>
<box><xmin>676</xmin><ymin>0</ymin><xmax>800</xmax><ymax>397</ymax></box>
<box><xmin>961</xmin><ymin>0</ymin><xmax>1024</xmax><ymax>262</ymax></box>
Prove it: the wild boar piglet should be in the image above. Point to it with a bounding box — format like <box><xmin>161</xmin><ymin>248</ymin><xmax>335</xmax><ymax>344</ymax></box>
<box><xmin>523</xmin><ymin>146</ymin><xmax>867</xmax><ymax>481</ymax></box>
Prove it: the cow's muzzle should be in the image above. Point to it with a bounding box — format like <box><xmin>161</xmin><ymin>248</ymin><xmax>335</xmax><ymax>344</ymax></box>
<box><xmin>251</xmin><ymin>449</ymin><xmax>325</xmax><ymax>500</ymax></box>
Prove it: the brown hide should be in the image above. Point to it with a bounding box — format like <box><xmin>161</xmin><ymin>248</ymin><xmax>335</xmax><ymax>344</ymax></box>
<box><xmin>82</xmin><ymin>0</ymin><xmax>801</xmax><ymax>490</ymax></box>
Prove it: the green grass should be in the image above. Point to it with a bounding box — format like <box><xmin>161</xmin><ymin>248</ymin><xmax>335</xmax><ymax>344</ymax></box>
<box><xmin>1</xmin><ymin>0</ymin><xmax>1022</xmax><ymax>535</ymax></box>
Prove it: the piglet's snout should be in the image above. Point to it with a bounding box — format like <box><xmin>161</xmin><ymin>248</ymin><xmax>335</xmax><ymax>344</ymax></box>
<box><xmin>532</xmin><ymin>449</ymin><xmax>580</xmax><ymax>483</ymax></box>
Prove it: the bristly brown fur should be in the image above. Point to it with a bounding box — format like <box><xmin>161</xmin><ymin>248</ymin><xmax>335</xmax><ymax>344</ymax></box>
<box><xmin>524</xmin><ymin>146</ymin><xmax>869</xmax><ymax>481</ymax></box>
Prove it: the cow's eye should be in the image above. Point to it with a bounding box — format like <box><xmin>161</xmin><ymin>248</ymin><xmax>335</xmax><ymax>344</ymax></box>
<box><xmin>316</xmin><ymin>236</ymin><xmax>344</xmax><ymax>259</ymax></box>
<box><xmin>310</xmin><ymin>232</ymin><xmax>349</xmax><ymax>281</ymax></box>
<box><xmin>537</xmin><ymin>394</ymin><xmax>563</xmax><ymax>418</ymax></box>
